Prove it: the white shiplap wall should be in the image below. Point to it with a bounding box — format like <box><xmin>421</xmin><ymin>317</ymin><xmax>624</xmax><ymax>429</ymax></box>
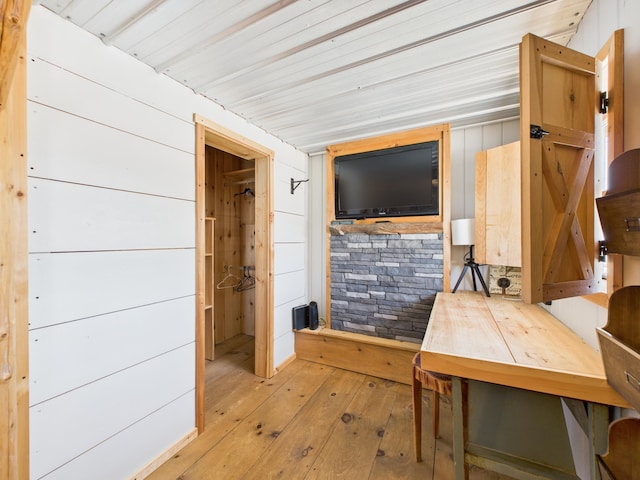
<box><xmin>27</xmin><ymin>6</ymin><xmax>307</xmax><ymax>479</ymax></box>
<box><xmin>273</xmin><ymin>160</ymin><xmax>308</xmax><ymax>367</ymax></box>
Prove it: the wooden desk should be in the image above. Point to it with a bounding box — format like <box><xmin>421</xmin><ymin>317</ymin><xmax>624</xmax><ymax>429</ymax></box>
<box><xmin>421</xmin><ymin>291</ymin><xmax>629</xmax><ymax>480</ymax></box>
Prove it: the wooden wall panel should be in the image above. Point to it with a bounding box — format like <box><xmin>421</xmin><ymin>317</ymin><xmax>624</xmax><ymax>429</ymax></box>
<box><xmin>274</xmin><ymin>270</ymin><xmax>306</xmax><ymax>308</ymax></box>
<box><xmin>29</xmin><ymin>179</ymin><xmax>194</xmax><ymax>252</ymax></box>
<box><xmin>240</xmin><ymin>173</ymin><xmax>256</xmax><ymax>338</ymax></box>
<box><xmin>29</xmin><ymin>249</ymin><xmax>195</xmax><ymax>329</ymax></box>
<box><xmin>0</xmin><ymin>11</ymin><xmax>30</xmax><ymax>479</ymax></box>
<box><xmin>30</xmin><ymin>297</ymin><xmax>194</xmax><ymax>405</ymax></box>
<box><xmin>208</xmin><ymin>146</ymin><xmax>256</xmax><ymax>343</ymax></box>
<box><xmin>28</xmin><ymin>58</ymin><xmax>194</xmax><ymax>153</ymax></box>
<box><xmin>28</xmin><ymin>103</ymin><xmax>195</xmax><ymax>200</ymax></box>
<box><xmin>39</xmin><ymin>393</ymin><xmax>194</xmax><ymax>480</ymax></box>
<box><xmin>30</xmin><ymin>344</ymin><xmax>194</xmax><ymax>479</ymax></box>
<box><xmin>475</xmin><ymin>141</ymin><xmax>522</xmax><ymax>267</ymax></box>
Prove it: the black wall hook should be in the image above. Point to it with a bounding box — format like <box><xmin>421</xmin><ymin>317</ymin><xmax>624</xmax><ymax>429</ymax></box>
<box><xmin>291</xmin><ymin>178</ymin><xmax>309</xmax><ymax>194</ymax></box>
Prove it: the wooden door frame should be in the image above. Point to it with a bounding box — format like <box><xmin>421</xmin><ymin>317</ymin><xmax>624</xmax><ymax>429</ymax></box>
<box><xmin>1</xmin><ymin>2</ymin><xmax>31</xmax><ymax>478</ymax></box>
<box><xmin>194</xmin><ymin>114</ymin><xmax>274</xmax><ymax>433</ymax></box>
<box><xmin>596</xmin><ymin>30</ymin><xmax>624</xmax><ymax>295</ymax></box>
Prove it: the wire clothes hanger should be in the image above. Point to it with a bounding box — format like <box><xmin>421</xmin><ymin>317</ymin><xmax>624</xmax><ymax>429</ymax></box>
<box><xmin>216</xmin><ymin>265</ymin><xmax>256</xmax><ymax>291</ymax></box>
<box><xmin>235</xmin><ymin>266</ymin><xmax>255</xmax><ymax>292</ymax></box>
<box><xmin>216</xmin><ymin>266</ymin><xmax>242</xmax><ymax>290</ymax></box>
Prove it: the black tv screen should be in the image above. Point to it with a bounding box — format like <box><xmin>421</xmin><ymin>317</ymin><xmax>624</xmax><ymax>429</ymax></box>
<box><xmin>334</xmin><ymin>141</ymin><xmax>439</xmax><ymax>219</ymax></box>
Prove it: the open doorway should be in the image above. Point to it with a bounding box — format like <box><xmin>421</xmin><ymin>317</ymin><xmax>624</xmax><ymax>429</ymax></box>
<box><xmin>194</xmin><ymin>114</ymin><xmax>274</xmax><ymax>433</ymax></box>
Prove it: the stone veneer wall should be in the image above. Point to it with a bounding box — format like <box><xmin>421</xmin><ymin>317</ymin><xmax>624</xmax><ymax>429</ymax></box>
<box><xmin>330</xmin><ymin>231</ymin><xmax>443</xmax><ymax>342</ymax></box>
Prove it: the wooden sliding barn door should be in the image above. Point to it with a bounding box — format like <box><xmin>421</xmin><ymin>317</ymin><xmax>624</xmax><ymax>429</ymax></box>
<box><xmin>520</xmin><ymin>34</ymin><xmax>597</xmax><ymax>304</ymax></box>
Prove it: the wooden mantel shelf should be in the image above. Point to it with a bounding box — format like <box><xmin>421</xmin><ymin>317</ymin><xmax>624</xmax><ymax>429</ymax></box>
<box><xmin>329</xmin><ymin>221</ymin><xmax>442</xmax><ymax>236</ymax></box>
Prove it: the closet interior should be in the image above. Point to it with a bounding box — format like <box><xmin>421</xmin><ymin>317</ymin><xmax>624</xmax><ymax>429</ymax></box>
<box><xmin>204</xmin><ymin>145</ymin><xmax>256</xmax><ymax>363</ymax></box>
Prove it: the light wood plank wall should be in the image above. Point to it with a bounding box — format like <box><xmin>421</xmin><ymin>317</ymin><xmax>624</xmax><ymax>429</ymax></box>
<box><xmin>27</xmin><ymin>6</ymin><xmax>308</xmax><ymax>479</ymax></box>
<box><xmin>206</xmin><ymin>147</ymin><xmax>256</xmax><ymax>342</ymax></box>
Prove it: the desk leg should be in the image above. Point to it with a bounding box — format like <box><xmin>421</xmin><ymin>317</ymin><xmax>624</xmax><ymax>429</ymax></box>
<box><xmin>452</xmin><ymin>376</ymin><xmax>468</xmax><ymax>480</ymax></box>
<box><xmin>564</xmin><ymin>399</ymin><xmax>609</xmax><ymax>480</ymax></box>
<box><xmin>588</xmin><ymin>403</ymin><xmax>608</xmax><ymax>480</ymax></box>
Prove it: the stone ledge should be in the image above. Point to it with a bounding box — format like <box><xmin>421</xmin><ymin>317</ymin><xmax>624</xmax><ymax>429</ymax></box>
<box><xmin>329</xmin><ymin>221</ymin><xmax>443</xmax><ymax>236</ymax></box>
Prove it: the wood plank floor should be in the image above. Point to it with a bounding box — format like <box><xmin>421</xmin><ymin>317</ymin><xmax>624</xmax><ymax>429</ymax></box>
<box><xmin>148</xmin><ymin>335</ymin><xmax>513</xmax><ymax>480</ymax></box>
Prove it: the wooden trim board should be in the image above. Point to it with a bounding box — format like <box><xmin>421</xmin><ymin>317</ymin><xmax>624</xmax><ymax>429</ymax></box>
<box><xmin>597</xmin><ymin>30</ymin><xmax>624</xmax><ymax>295</ymax></box>
<box><xmin>294</xmin><ymin>328</ymin><xmax>419</xmax><ymax>386</ymax></box>
<box><xmin>274</xmin><ymin>352</ymin><xmax>297</xmax><ymax>374</ymax></box>
<box><xmin>194</xmin><ymin>122</ymin><xmax>206</xmax><ymax>434</ymax></box>
<box><xmin>194</xmin><ymin>113</ymin><xmax>276</xmax><ymax>440</ymax></box>
<box><xmin>128</xmin><ymin>428</ymin><xmax>197</xmax><ymax>480</ymax></box>
<box><xmin>0</xmin><ymin>17</ymin><xmax>30</xmax><ymax>480</ymax></box>
<box><xmin>0</xmin><ymin>0</ymin><xmax>30</xmax><ymax>109</ymax></box>
<box><xmin>195</xmin><ymin>110</ymin><xmax>275</xmax><ymax>375</ymax></box>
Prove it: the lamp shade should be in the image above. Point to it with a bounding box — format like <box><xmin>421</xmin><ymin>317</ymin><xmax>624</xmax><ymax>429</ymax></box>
<box><xmin>451</xmin><ymin>218</ymin><xmax>475</xmax><ymax>246</ymax></box>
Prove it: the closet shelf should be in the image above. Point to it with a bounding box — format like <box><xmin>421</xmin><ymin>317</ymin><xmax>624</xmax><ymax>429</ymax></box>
<box><xmin>224</xmin><ymin>168</ymin><xmax>255</xmax><ymax>185</ymax></box>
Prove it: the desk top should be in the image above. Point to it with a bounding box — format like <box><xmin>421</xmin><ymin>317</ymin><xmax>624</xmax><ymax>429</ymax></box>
<box><xmin>421</xmin><ymin>291</ymin><xmax>629</xmax><ymax>407</ymax></box>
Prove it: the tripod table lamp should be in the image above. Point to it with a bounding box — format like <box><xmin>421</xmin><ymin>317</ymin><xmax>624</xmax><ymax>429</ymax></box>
<box><xmin>451</xmin><ymin>218</ymin><xmax>490</xmax><ymax>297</ymax></box>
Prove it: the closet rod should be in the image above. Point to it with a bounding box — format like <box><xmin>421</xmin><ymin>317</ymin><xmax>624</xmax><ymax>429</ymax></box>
<box><xmin>226</xmin><ymin>264</ymin><xmax>255</xmax><ymax>271</ymax></box>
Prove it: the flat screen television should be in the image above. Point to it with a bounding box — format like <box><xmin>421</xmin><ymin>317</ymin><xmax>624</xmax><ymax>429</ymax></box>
<box><xmin>334</xmin><ymin>140</ymin><xmax>439</xmax><ymax>219</ymax></box>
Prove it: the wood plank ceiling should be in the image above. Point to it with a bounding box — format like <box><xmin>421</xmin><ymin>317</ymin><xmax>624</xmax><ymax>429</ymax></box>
<box><xmin>35</xmin><ymin>0</ymin><xmax>592</xmax><ymax>154</ymax></box>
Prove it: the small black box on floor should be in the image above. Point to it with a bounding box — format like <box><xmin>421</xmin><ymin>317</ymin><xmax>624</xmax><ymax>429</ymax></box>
<box><xmin>292</xmin><ymin>304</ymin><xmax>309</xmax><ymax>330</ymax></box>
